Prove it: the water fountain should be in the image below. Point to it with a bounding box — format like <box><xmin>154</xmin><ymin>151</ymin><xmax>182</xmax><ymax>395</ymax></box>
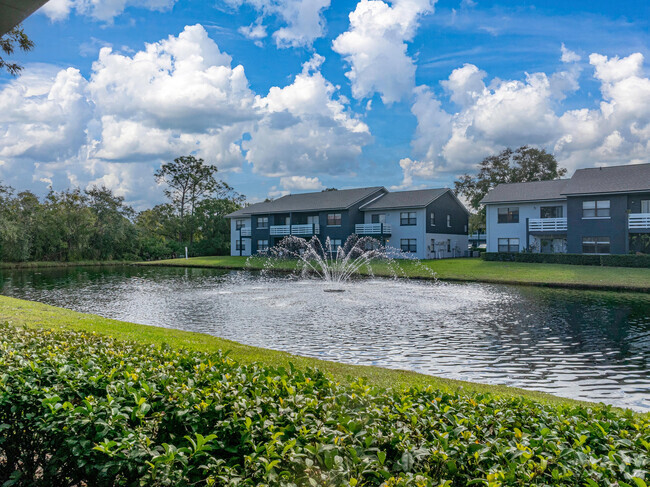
<box><xmin>260</xmin><ymin>234</ymin><xmax>428</xmax><ymax>290</ymax></box>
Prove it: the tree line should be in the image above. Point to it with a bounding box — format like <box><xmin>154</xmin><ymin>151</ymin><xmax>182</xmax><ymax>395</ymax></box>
<box><xmin>0</xmin><ymin>156</ymin><xmax>243</xmax><ymax>263</ymax></box>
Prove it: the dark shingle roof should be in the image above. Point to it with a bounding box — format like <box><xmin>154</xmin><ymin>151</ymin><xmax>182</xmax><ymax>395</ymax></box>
<box><xmin>227</xmin><ymin>187</ymin><xmax>385</xmax><ymax>218</ymax></box>
<box><xmin>561</xmin><ymin>163</ymin><xmax>650</xmax><ymax>195</ymax></box>
<box><xmin>481</xmin><ymin>179</ymin><xmax>568</xmax><ymax>204</ymax></box>
<box><xmin>360</xmin><ymin>188</ymin><xmax>449</xmax><ymax>210</ymax></box>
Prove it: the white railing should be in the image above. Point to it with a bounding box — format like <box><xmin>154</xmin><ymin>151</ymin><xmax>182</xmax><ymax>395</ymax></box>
<box><xmin>239</xmin><ymin>227</ymin><xmax>251</xmax><ymax>237</ymax></box>
<box><xmin>291</xmin><ymin>224</ymin><xmax>320</xmax><ymax>235</ymax></box>
<box><xmin>629</xmin><ymin>213</ymin><xmax>650</xmax><ymax>229</ymax></box>
<box><xmin>528</xmin><ymin>218</ymin><xmax>567</xmax><ymax>232</ymax></box>
<box><xmin>354</xmin><ymin>223</ymin><xmax>392</xmax><ymax>235</ymax></box>
<box><xmin>269</xmin><ymin>225</ymin><xmax>291</xmax><ymax>236</ymax></box>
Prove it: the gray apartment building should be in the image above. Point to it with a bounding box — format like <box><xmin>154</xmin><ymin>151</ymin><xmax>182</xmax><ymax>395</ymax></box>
<box><xmin>481</xmin><ymin>163</ymin><xmax>650</xmax><ymax>254</ymax></box>
<box><xmin>227</xmin><ymin>187</ymin><xmax>469</xmax><ymax>259</ymax></box>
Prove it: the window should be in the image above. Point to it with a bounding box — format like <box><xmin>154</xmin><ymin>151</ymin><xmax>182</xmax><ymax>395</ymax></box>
<box><xmin>257</xmin><ymin>240</ymin><xmax>269</xmax><ymax>252</ymax></box>
<box><xmin>497</xmin><ymin>207</ymin><xmax>519</xmax><ymax>223</ymax></box>
<box><xmin>447</xmin><ymin>215</ymin><xmax>451</xmax><ymax>227</ymax></box>
<box><xmin>498</xmin><ymin>238</ymin><xmax>519</xmax><ymax>253</ymax></box>
<box><xmin>464</xmin><ymin>224</ymin><xmax>468</xmax><ymax>233</ymax></box>
<box><xmin>257</xmin><ymin>216</ymin><xmax>269</xmax><ymax>229</ymax></box>
<box><xmin>235</xmin><ymin>240</ymin><xmax>245</xmax><ymax>251</ymax></box>
<box><xmin>582</xmin><ymin>237</ymin><xmax>610</xmax><ymax>254</ymax></box>
<box><xmin>371</xmin><ymin>213</ymin><xmax>386</xmax><ymax>224</ymax></box>
<box><xmin>307</xmin><ymin>215</ymin><xmax>319</xmax><ymax>224</ymax></box>
<box><xmin>400</xmin><ymin>212</ymin><xmax>416</xmax><ymax>226</ymax></box>
<box><xmin>642</xmin><ymin>200</ymin><xmax>650</xmax><ymax>213</ymax></box>
<box><xmin>447</xmin><ymin>239</ymin><xmax>451</xmax><ymax>252</ymax></box>
<box><xmin>329</xmin><ymin>239</ymin><xmax>342</xmax><ymax>252</ymax></box>
<box><xmin>540</xmin><ymin>206</ymin><xmax>563</xmax><ymax>219</ymax></box>
<box><xmin>235</xmin><ymin>219</ymin><xmax>246</xmax><ymax>230</ymax></box>
<box><xmin>430</xmin><ymin>212</ymin><xmax>435</xmax><ymax>226</ymax></box>
<box><xmin>400</xmin><ymin>239</ymin><xmax>417</xmax><ymax>253</ymax></box>
<box><xmin>582</xmin><ymin>200</ymin><xmax>610</xmax><ymax>218</ymax></box>
<box><xmin>277</xmin><ymin>216</ymin><xmax>290</xmax><ymax>225</ymax></box>
<box><xmin>327</xmin><ymin>213</ymin><xmax>342</xmax><ymax>226</ymax></box>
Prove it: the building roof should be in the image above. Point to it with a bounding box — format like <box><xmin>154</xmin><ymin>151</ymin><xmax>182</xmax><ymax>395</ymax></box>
<box><xmin>360</xmin><ymin>188</ymin><xmax>449</xmax><ymax>210</ymax></box>
<box><xmin>480</xmin><ymin>179</ymin><xmax>568</xmax><ymax>204</ymax></box>
<box><xmin>226</xmin><ymin>187</ymin><xmax>385</xmax><ymax>218</ymax></box>
<box><xmin>0</xmin><ymin>0</ymin><xmax>50</xmax><ymax>36</ymax></box>
<box><xmin>561</xmin><ymin>163</ymin><xmax>650</xmax><ymax>195</ymax></box>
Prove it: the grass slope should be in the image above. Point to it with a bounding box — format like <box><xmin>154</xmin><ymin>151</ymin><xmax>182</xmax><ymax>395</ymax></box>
<box><xmin>142</xmin><ymin>256</ymin><xmax>650</xmax><ymax>292</ymax></box>
<box><xmin>0</xmin><ymin>294</ymin><xmax>591</xmax><ymax>408</ymax></box>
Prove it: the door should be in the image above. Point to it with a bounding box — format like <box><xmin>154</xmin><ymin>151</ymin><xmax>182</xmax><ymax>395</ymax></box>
<box><xmin>541</xmin><ymin>238</ymin><xmax>553</xmax><ymax>254</ymax></box>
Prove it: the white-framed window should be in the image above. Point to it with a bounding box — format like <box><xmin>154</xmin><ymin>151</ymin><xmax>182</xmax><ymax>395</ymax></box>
<box><xmin>430</xmin><ymin>212</ymin><xmax>435</xmax><ymax>226</ymax></box>
<box><xmin>307</xmin><ymin>215</ymin><xmax>319</xmax><ymax>224</ymax></box>
<box><xmin>583</xmin><ymin>200</ymin><xmax>610</xmax><ymax>218</ymax></box>
<box><xmin>641</xmin><ymin>200</ymin><xmax>650</xmax><ymax>213</ymax></box>
<box><xmin>371</xmin><ymin>213</ymin><xmax>386</xmax><ymax>224</ymax></box>
<box><xmin>327</xmin><ymin>213</ymin><xmax>342</xmax><ymax>226</ymax></box>
<box><xmin>464</xmin><ymin>224</ymin><xmax>468</xmax><ymax>233</ymax></box>
<box><xmin>235</xmin><ymin>219</ymin><xmax>246</xmax><ymax>230</ymax></box>
<box><xmin>329</xmin><ymin>239</ymin><xmax>342</xmax><ymax>252</ymax></box>
<box><xmin>498</xmin><ymin>238</ymin><xmax>519</xmax><ymax>253</ymax></box>
<box><xmin>447</xmin><ymin>214</ymin><xmax>451</xmax><ymax>227</ymax></box>
<box><xmin>257</xmin><ymin>216</ymin><xmax>269</xmax><ymax>229</ymax></box>
<box><xmin>400</xmin><ymin>212</ymin><xmax>416</xmax><ymax>226</ymax></box>
<box><xmin>498</xmin><ymin>207</ymin><xmax>519</xmax><ymax>223</ymax></box>
<box><xmin>257</xmin><ymin>240</ymin><xmax>269</xmax><ymax>252</ymax></box>
<box><xmin>400</xmin><ymin>239</ymin><xmax>417</xmax><ymax>252</ymax></box>
<box><xmin>235</xmin><ymin>240</ymin><xmax>245</xmax><ymax>251</ymax></box>
<box><xmin>582</xmin><ymin>237</ymin><xmax>610</xmax><ymax>254</ymax></box>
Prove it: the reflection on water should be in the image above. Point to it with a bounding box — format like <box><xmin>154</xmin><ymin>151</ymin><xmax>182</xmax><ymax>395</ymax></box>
<box><xmin>2</xmin><ymin>265</ymin><xmax>649</xmax><ymax>410</ymax></box>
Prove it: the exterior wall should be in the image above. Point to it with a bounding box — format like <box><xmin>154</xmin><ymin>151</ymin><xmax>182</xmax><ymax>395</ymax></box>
<box><xmin>426</xmin><ymin>192</ymin><xmax>468</xmax><ymax>235</ymax></box>
<box><xmin>425</xmin><ymin>233</ymin><xmax>469</xmax><ymax>259</ymax></box>
<box><xmin>230</xmin><ymin>218</ymin><xmax>251</xmax><ymax>256</ymax></box>
<box><xmin>485</xmin><ymin>200</ymin><xmax>567</xmax><ymax>252</ymax></box>
<box><xmin>566</xmin><ymin>195</ymin><xmax>628</xmax><ymax>254</ymax></box>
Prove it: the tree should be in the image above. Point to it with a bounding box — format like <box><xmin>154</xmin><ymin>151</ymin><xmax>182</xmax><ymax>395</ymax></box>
<box><xmin>155</xmin><ymin>155</ymin><xmax>239</xmax><ymax>244</ymax></box>
<box><xmin>455</xmin><ymin>146</ymin><xmax>567</xmax><ymax>214</ymax></box>
<box><xmin>1</xmin><ymin>25</ymin><xmax>34</xmax><ymax>76</ymax></box>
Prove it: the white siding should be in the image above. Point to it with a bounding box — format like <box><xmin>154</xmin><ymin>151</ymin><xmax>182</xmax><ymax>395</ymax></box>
<box><xmin>230</xmin><ymin>218</ymin><xmax>251</xmax><ymax>256</ymax></box>
<box><xmin>485</xmin><ymin>200</ymin><xmax>566</xmax><ymax>252</ymax></box>
<box><xmin>363</xmin><ymin>209</ymin><xmax>467</xmax><ymax>259</ymax></box>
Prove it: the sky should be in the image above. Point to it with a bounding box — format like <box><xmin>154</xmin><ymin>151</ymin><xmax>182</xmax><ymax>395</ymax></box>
<box><xmin>0</xmin><ymin>0</ymin><xmax>649</xmax><ymax>208</ymax></box>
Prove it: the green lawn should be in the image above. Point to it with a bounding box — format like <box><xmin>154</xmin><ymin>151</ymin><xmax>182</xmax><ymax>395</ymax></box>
<box><xmin>0</xmin><ymin>294</ymin><xmax>593</xmax><ymax>408</ymax></box>
<box><xmin>142</xmin><ymin>256</ymin><xmax>650</xmax><ymax>292</ymax></box>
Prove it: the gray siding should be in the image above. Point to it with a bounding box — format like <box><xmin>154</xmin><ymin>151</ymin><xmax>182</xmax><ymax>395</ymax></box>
<box><xmin>426</xmin><ymin>192</ymin><xmax>468</xmax><ymax>235</ymax></box>
<box><xmin>566</xmin><ymin>195</ymin><xmax>628</xmax><ymax>254</ymax></box>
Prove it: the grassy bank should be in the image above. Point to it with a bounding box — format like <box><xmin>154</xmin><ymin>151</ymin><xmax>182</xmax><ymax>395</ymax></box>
<box><xmin>0</xmin><ymin>295</ymin><xmax>583</xmax><ymax>406</ymax></box>
<box><xmin>141</xmin><ymin>256</ymin><xmax>650</xmax><ymax>292</ymax></box>
<box><xmin>0</xmin><ymin>260</ymin><xmax>135</xmax><ymax>270</ymax></box>
<box><xmin>2</xmin><ymin>298</ymin><xmax>649</xmax><ymax>486</ymax></box>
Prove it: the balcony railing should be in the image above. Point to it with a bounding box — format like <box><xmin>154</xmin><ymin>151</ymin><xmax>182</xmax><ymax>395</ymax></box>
<box><xmin>355</xmin><ymin>223</ymin><xmax>392</xmax><ymax>235</ymax></box>
<box><xmin>291</xmin><ymin>224</ymin><xmax>320</xmax><ymax>235</ymax></box>
<box><xmin>528</xmin><ymin>218</ymin><xmax>567</xmax><ymax>232</ymax></box>
<box><xmin>629</xmin><ymin>213</ymin><xmax>650</xmax><ymax>230</ymax></box>
<box><xmin>239</xmin><ymin>227</ymin><xmax>251</xmax><ymax>237</ymax></box>
<box><xmin>269</xmin><ymin>225</ymin><xmax>291</xmax><ymax>236</ymax></box>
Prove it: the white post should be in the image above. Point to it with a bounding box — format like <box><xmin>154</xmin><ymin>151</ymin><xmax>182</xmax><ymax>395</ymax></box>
<box><xmin>185</xmin><ymin>247</ymin><xmax>188</xmax><ymax>259</ymax></box>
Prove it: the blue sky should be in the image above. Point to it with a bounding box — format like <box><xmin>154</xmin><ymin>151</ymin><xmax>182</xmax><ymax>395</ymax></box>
<box><xmin>1</xmin><ymin>0</ymin><xmax>649</xmax><ymax>208</ymax></box>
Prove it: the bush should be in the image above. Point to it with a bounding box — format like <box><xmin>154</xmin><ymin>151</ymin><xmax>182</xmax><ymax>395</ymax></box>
<box><xmin>1</xmin><ymin>324</ymin><xmax>649</xmax><ymax>486</ymax></box>
<box><xmin>483</xmin><ymin>252</ymin><xmax>650</xmax><ymax>268</ymax></box>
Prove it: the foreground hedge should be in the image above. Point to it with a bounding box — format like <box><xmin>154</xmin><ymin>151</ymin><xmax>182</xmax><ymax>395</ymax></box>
<box><xmin>483</xmin><ymin>252</ymin><xmax>650</xmax><ymax>268</ymax></box>
<box><xmin>1</xmin><ymin>325</ymin><xmax>649</xmax><ymax>486</ymax></box>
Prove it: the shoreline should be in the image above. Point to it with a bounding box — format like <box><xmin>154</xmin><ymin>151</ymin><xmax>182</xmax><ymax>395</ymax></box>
<box><xmin>0</xmin><ymin>294</ymin><xmax>605</xmax><ymax>410</ymax></box>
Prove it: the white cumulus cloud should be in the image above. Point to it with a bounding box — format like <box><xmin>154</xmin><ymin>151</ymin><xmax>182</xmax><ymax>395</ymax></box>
<box><xmin>332</xmin><ymin>0</ymin><xmax>436</xmax><ymax>104</ymax></box>
<box><xmin>225</xmin><ymin>0</ymin><xmax>331</xmax><ymax>48</ymax></box>
<box><xmin>40</xmin><ymin>0</ymin><xmax>178</xmax><ymax>22</ymax></box>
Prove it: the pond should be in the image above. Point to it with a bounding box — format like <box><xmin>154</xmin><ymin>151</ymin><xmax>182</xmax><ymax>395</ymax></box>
<box><xmin>1</xmin><ymin>265</ymin><xmax>649</xmax><ymax>410</ymax></box>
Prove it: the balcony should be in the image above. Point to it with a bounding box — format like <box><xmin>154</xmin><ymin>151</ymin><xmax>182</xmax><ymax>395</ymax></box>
<box><xmin>291</xmin><ymin>224</ymin><xmax>320</xmax><ymax>235</ymax></box>
<box><xmin>355</xmin><ymin>223</ymin><xmax>392</xmax><ymax>235</ymax></box>
<box><xmin>269</xmin><ymin>225</ymin><xmax>291</xmax><ymax>236</ymax></box>
<box><xmin>239</xmin><ymin>227</ymin><xmax>251</xmax><ymax>237</ymax></box>
<box><xmin>629</xmin><ymin>213</ymin><xmax>650</xmax><ymax>230</ymax></box>
<box><xmin>528</xmin><ymin>218</ymin><xmax>567</xmax><ymax>232</ymax></box>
